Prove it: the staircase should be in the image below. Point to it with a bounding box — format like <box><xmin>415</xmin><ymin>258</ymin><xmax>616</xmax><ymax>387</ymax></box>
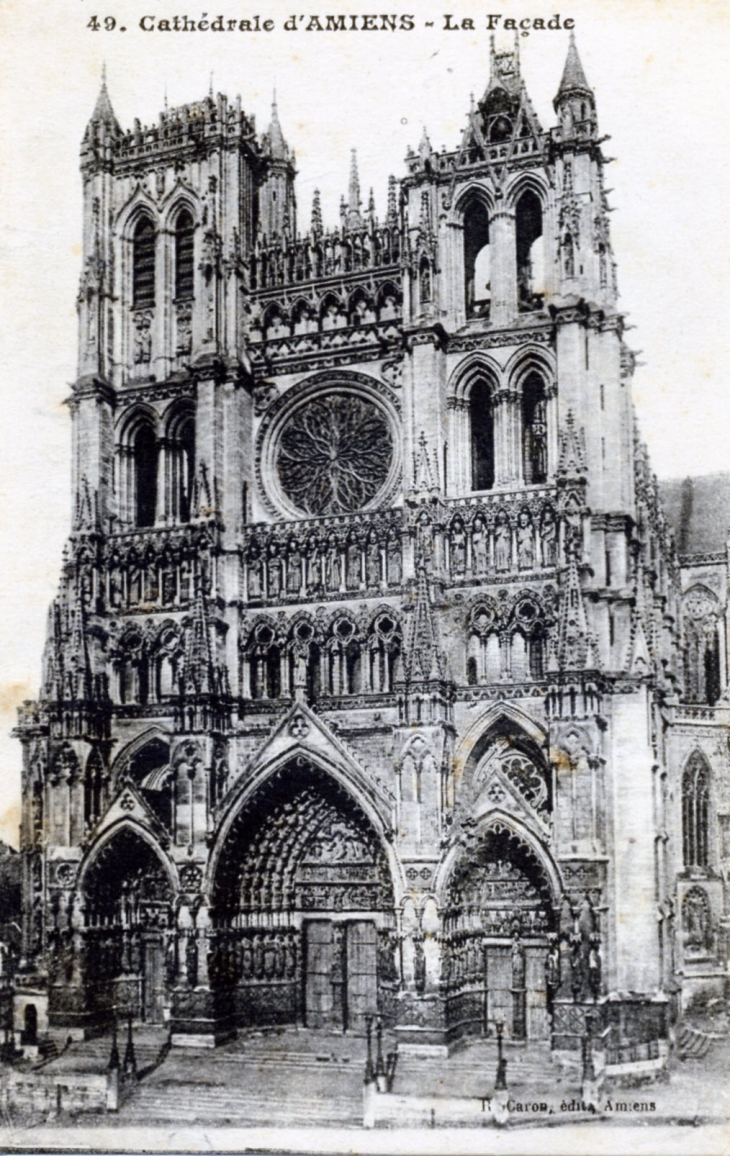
<box><xmin>676</xmin><ymin>1022</ymin><xmax>722</xmax><ymax>1061</ymax></box>
<box><xmin>126</xmin><ymin>1036</ymin><xmax>364</xmax><ymax>1127</ymax></box>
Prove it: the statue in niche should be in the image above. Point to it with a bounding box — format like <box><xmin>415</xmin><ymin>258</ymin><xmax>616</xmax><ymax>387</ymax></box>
<box><xmin>587</xmin><ymin>936</ymin><xmax>602</xmax><ymax>1000</ymax></box>
<box><xmin>248</xmin><ymin>550</ymin><xmax>263</xmax><ymax>599</ymax></box>
<box><xmin>413</xmin><ymin>935</ymin><xmax>426</xmax><ymax>995</ymax></box>
<box><xmin>306</xmin><ymin>543</ymin><xmax>321</xmax><ymax>592</ymax></box>
<box><xmin>325</xmin><ymin>538</ymin><xmax>341</xmax><ymax>591</ymax></box>
<box><xmin>267</xmin><ymin>542</ymin><xmax>282</xmax><ymax>598</ymax></box>
<box><xmin>683</xmin><ymin>887</ymin><xmax>714</xmax><ymax>956</ymax></box>
<box><xmin>346</xmin><ymin>541</ymin><xmax>361</xmax><ymax>589</ymax></box>
<box><xmin>287</xmin><ymin>545</ymin><xmax>302</xmax><ymax>594</ymax></box>
<box><xmin>387</xmin><ymin>536</ymin><xmax>401</xmax><ymax>585</ymax></box>
<box><xmin>540</xmin><ymin>507</ymin><xmax>557</xmax><ymax>566</ymax></box>
<box><xmin>451</xmin><ymin>522</ymin><xmax>466</xmax><ymax>576</ymax></box>
<box><xmin>472</xmin><ymin>517</ymin><xmax>488</xmax><ymax>573</ymax></box>
<box><xmin>545</xmin><ymin>934</ymin><xmax>561</xmax><ymax>995</ymax></box>
<box><xmin>185</xmin><ymin>934</ymin><xmax>200</xmax><ymax>989</ymax></box>
<box><xmin>133</xmin><ymin>312</ymin><xmax>152</xmax><ymax>365</ymax></box>
<box><xmin>495</xmin><ymin>512</ymin><xmax>511</xmax><ymax>572</ymax></box>
<box><xmin>366</xmin><ymin>536</ymin><xmax>380</xmax><ymax>586</ymax></box>
<box><xmin>516</xmin><ymin>509</ymin><xmax>534</xmax><ymax>570</ymax></box>
<box><xmin>109</xmin><ymin>565</ymin><xmax>123</xmax><ymax>609</ymax></box>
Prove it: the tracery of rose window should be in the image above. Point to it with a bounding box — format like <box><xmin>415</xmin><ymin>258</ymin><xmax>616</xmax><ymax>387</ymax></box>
<box><xmin>275</xmin><ymin>393</ymin><xmax>394</xmax><ymax>516</ymax></box>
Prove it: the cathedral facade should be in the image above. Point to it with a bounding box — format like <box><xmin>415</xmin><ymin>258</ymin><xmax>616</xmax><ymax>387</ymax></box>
<box><xmin>13</xmin><ymin>38</ymin><xmax>730</xmax><ymax>1055</ymax></box>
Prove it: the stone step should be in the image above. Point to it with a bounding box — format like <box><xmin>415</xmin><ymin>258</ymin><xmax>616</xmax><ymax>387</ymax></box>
<box><xmin>130</xmin><ymin>1086</ymin><xmax>361</xmax><ymax>1125</ymax></box>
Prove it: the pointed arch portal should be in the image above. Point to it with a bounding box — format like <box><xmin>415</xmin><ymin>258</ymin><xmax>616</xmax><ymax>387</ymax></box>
<box><xmin>442</xmin><ymin>822</ymin><xmax>557</xmax><ymax>1042</ymax></box>
<box><xmin>80</xmin><ymin>825</ymin><xmax>173</xmax><ymax>1024</ymax></box>
<box><xmin>210</xmin><ymin>758</ymin><xmax>397</xmax><ymax>1031</ymax></box>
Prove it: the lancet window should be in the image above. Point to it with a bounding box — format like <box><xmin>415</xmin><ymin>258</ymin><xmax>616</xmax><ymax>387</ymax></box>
<box><xmin>132</xmin><ymin>421</ymin><xmax>158</xmax><ymax>528</ymax></box>
<box><xmin>326</xmin><ymin>619</ymin><xmax>363</xmax><ymax>696</ymax></box>
<box><xmin>132</xmin><ymin>215</ymin><xmax>156</xmax><ymax>309</ymax></box>
<box><xmin>682</xmin><ymin>751</ymin><xmax>710</xmax><ymax>869</ymax></box>
<box><xmin>515</xmin><ymin>191</ymin><xmax>544</xmax><ymax>311</ymax></box>
<box><xmin>463</xmin><ymin>200</ymin><xmax>491</xmax><ymax>318</ymax></box>
<box><xmin>174</xmin><ymin>209</ymin><xmax>195</xmax><ymax>300</ymax></box>
<box><xmin>470</xmin><ymin>377</ymin><xmax>495</xmax><ymax>491</ymax></box>
<box><xmin>368</xmin><ymin>614</ymin><xmax>401</xmax><ymax>693</ymax></box>
<box><xmin>522</xmin><ymin>372</ymin><xmax>549</xmax><ymax>484</ymax></box>
<box><xmin>683</xmin><ymin>587</ymin><xmax>722</xmax><ymax>705</ymax></box>
<box><xmin>249</xmin><ymin>623</ymin><xmax>282</xmax><ymax>700</ymax></box>
<box><xmin>166</xmin><ymin>408</ymin><xmax>195</xmax><ymax>523</ymax></box>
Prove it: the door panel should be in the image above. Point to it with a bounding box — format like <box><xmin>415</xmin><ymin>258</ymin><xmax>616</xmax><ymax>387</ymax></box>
<box><xmin>485</xmin><ymin>945</ymin><xmax>512</xmax><ymax>1035</ymax></box>
<box><xmin>346</xmin><ymin>921</ymin><xmax>377</xmax><ymax>1031</ymax></box>
<box><xmin>305</xmin><ymin>921</ymin><xmax>337</xmax><ymax>1028</ymax></box>
<box><xmin>526</xmin><ymin>946</ymin><xmax>550</xmax><ymax>1040</ymax></box>
<box><xmin>142</xmin><ymin>938</ymin><xmax>165</xmax><ymax>1023</ymax></box>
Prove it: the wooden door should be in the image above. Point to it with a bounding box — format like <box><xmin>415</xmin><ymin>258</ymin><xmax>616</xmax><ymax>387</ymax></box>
<box><xmin>142</xmin><ymin>937</ymin><xmax>165</xmax><ymax>1024</ymax></box>
<box><xmin>304</xmin><ymin>921</ymin><xmax>340</xmax><ymax>1029</ymax></box>
<box><xmin>485</xmin><ymin>944</ymin><xmax>512</xmax><ymax>1035</ymax></box>
<box><xmin>345</xmin><ymin>921</ymin><xmax>377</xmax><ymax>1032</ymax></box>
<box><xmin>526</xmin><ymin>945</ymin><xmax>550</xmax><ymax>1040</ymax></box>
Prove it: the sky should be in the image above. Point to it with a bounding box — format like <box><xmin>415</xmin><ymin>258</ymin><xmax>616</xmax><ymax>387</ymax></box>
<box><xmin>0</xmin><ymin>0</ymin><xmax>728</xmax><ymax>846</ymax></box>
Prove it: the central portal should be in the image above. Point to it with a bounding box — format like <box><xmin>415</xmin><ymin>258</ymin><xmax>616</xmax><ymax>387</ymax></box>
<box><xmin>212</xmin><ymin>759</ymin><xmax>395</xmax><ymax>1033</ymax></box>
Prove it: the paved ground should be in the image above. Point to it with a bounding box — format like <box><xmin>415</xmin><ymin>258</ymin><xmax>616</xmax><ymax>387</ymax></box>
<box><xmin>2</xmin><ymin>1024</ymin><xmax>729</xmax><ymax>1144</ymax></box>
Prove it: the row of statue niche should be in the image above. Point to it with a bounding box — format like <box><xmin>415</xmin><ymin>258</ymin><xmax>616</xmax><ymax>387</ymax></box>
<box><xmin>205</xmin><ymin>930</ymin><xmax>299</xmax><ymax>985</ymax></box>
<box><xmin>105</xmin><ymin>555</ymin><xmax>203</xmax><ymax>611</ymax></box>
<box><xmin>544</xmin><ymin>930</ymin><xmax>602</xmax><ymax>1004</ymax></box>
<box><xmin>297</xmin><ymin>882</ymin><xmax>391</xmax><ymax>911</ymax></box>
<box><xmin>247</xmin><ymin>535</ymin><xmax>402</xmax><ymax>598</ymax></box>
<box><xmin>446</xmin><ymin>507</ymin><xmax>558</xmax><ymax>576</ymax></box>
<box><xmin>253</xmin><ymin>236</ymin><xmax>402</xmax><ymax>292</ymax></box>
<box><xmin>446</xmin><ymin>906</ymin><xmax>550</xmax><ymax>937</ymax></box>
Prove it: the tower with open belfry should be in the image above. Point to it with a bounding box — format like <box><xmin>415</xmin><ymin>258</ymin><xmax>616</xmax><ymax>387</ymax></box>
<box><xmin>13</xmin><ymin>37</ymin><xmax>730</xmax><ymax>1059</ymax></box>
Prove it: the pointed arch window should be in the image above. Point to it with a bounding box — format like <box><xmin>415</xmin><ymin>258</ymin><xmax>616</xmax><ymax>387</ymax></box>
<box><xmin>368</xmin><ymin>615</ymin><xmax>401</xmax><ymax>693</ymax></box>
<box><xmin>133</xmin><ymin>215</ymin><xmax>156</xmax><ymax>309</ymax></box>
<box><xmin>175</xmin><ymin>209</ymin><xmax>195</xmax><ymax>300</ymax></box>
<box><xmin>463</xmin><ymin>201</ymin><xmax>491</xmax><ymax>318</ymax></box>
<box><xmin>133</xmin><ymin>421</ymin><xmax>158</xmax><ymax>527</ymax></box>
<box><xmin>515</xmin><ymin>191</ymin><xmax>544</xmax><ymax>311</ymax></box>
<box><xmin>167</xmin><ymin>409</ymin><xmax>195</xmax><ymax>523</ymax></box>
<box><xmin>249</xmin><ymin>624</ymin><xmax>281</xmax><ymax>700</ymax></box>
<box><xmin>470</xmin><ymin>378</ymin><xmax>495</xmax><ymax>491</ymax></box>
<box><xmin>327</xmin><ymin>620</ymin><xmax>362</xmax><ymax>696</ymax></box>
<box><xmin>683</xmin><ymin>752</ymin><xmax>710</xmax><ymax>869</ymax></box>
<box><xmin>522</xmin><ymin>371</ymin><xmax>549</xmax><ymax>484</ymax></box>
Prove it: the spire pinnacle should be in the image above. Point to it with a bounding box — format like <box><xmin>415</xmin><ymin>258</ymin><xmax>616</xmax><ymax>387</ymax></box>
<box><xmin>347</xmin><ymin>149</ymin><xmax>362</xmax><ymax>228</ymax></box>
<box><xmin>311</xmin><ymin>188</ymin><xmax>323</xmax><ymax>237</ymax></box>
<box><xmin>265</xmin><ymin>90</ymin><xmax>288</xmax><ymax>160</ymax></box>
<box><xmin>557</xmin><ymin>32</ymin><xmax>591</xmax><ymax>98</ymax></box>
<box><xmin>88</xmin><ymin>65</ymin><xmax>121</xmax><ymax>136</ymax></box>
<box><xmin>406</xmin><ymin>565</ymin><xmax>445</xmax><ymax>683</ymax></box>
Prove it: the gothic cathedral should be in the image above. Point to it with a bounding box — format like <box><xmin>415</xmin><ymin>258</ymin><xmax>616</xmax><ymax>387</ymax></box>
<box><xmin>14</xmin><ymin>37</ymin><xmax>730</xmax><ymax>1056</ymax></box>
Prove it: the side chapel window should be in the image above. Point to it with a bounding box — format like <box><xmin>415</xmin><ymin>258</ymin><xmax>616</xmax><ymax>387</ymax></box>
<box><xmin>682</xmin><ymin>752</ymin><xmax>710</xmax><ymax>869</ymax></box>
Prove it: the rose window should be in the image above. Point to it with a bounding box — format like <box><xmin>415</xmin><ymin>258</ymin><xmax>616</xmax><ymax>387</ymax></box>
<box><xmin>275</xmin><ymin>393</ymin><xmax>394</xmax><ymax>515</ymax></box>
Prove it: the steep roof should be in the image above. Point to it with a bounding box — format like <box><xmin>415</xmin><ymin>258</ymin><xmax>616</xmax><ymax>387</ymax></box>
<box><xmin>659</xmin><ymin>473</ymin><xmax>730</xmax><ymax>555</ymax></box>
<box><xmin>557</xmin><ymin>33</ymin><xmax>591</xmax><ymax>98</ymax></box>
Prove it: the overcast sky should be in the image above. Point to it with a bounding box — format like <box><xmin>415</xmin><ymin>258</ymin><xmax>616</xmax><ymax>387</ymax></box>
<box><xmin>0</xmin><ymin>0</ymin><xmax>728</xmax><ymax>846</ymax></box>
